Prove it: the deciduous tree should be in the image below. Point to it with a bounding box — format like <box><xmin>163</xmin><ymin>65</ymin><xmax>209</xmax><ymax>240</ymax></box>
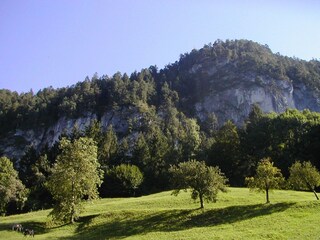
<box><xmin>169</xmin><ymin>160</ymin><xmax>228</xmax><ymax>209</ymax></box>
<box><xmin>46</xmin><ymin>137</ymin><xmax>103</xmax><ymax>223</ymax></box>
<box><xmin>246</xmin><ymin>158</ymin><xmax>284</xmax><ymax>203</ymax></box>
<box><xmin>108</xmin><ymin>164</ymin><xmax>143</xmax><ymax>196</ymax></box>
<box><xmin>0</xmin><ymin>156</ymin><xmax>28</xmax><ymax>215</ymax></box>
<box><xmin>288</xmin><ymin>161</ymin><xmax>320</xmax><ymax>200</ymax></box>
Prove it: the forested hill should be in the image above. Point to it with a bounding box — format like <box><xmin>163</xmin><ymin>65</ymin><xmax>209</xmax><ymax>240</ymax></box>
<box><xmin>1</xmin><ymin>39</ymin><xmax>320</xmax><ymax>135</ymax></box>
<box><xmin>1</xmin><ymin>39</ymin><xmax>320</xmax><ymax>193</ymax></box>
<box><xmin>0</xmin><ymin>40</ymin><xmax>320</xmax><ymax>169</ymax></box>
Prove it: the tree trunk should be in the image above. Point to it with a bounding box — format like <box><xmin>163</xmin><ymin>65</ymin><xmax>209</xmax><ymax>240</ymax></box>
<box><xmin>70</xmin><ymin>201</ymin><xmax>75</xmax><ymax>223</ymax></box>
<box><xmin>199</xmin><ymin>193</ymin><xmax>204</xmax><ymax>209</ymax></box>
<box><xmin>266</xmin><ymin>187</ymin><xmax>270</xmax><ymax>204</ymax></box>
<box><xmin>306</xmin><ymin>182</ymin><xmax>319</xmax><ymax>200</ymax></box>
<box><xmin>70</xmin><ymin>181</ymin><xmax>75</xmax><ymax>223</ymax></box>
<box><xmin>312</xmin><ymin>190</ymin><xmax>319</xmax><ymax>200</ymax></box>
<box><xmin>70</xmin><ymin>211</ymin><xmax>74</xmax><ymax>224</ymax></box>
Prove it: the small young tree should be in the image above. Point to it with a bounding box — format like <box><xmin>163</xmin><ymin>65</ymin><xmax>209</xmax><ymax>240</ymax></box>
<box><xmin>0</xmin><ymin>156</ymin><xmax>28</xmax><ymax>215</ymax></box>
<box><xmin>108</xmin><ymin>164</ymin><xmax>143</xmax><ymax>196</ymax></box>
<box><xmin>46</xmin><ymin>137</ymin><xmax>103</xmax><ymax>223</ymax></box>
<box><xmin>169</xmin><ymin>160</ymin><xmax>228</xmax><ymax>209</ymax></box>
<box><xmin>288</xmin><ymin>161</ymin><xmax>320</xmax><ymax>200</ymax></box>
<box><xmin>246</xmin><ymin>158</ymin><xmax>284</xmax><ymax>203</ymax></box>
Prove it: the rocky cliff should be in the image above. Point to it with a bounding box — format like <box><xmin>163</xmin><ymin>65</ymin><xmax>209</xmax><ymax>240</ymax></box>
<box><xmin>163</xmin><ymin>40</ymin><xmax>320</xmax><ymax>125</ymax></box>
<box><xmin>0</xmin><ymin>106</ymin><xmax>147</xmax><ymax>159</ymax></box>
<box><xmin>194</xmin><ymin>70</ymin><xmax>320</xmax><ymax>125</ymax></box>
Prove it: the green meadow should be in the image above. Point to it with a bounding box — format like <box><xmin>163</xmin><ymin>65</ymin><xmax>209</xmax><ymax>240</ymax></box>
<box><xmin>1</xmin><ymin>188</ymin><xmax>320</xmax><ymax>240</ymax></box>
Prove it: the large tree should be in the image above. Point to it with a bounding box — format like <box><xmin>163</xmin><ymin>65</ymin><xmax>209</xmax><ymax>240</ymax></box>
<box><xmin>288</xmin><ymin>161</ymin><xmax>320</xmax><ymax>200</ymax></box>
<box><xmin>169</xmin><ymin>160</ymin><xmax>228</xmax><ymax>209</ymax></box>
<box><xmin>246</xmin><ymin>158</ymin><xmax>284</xmax><ymax>203</ymax></box>
<box><xmin>46</xmin><ymin>137</ymin><xmax>103</xmax><ymax>223</ymax></box>
<box><xmin>0</xmin><ymin>156</ymin><xmax>28</xmax><ymax>215</ymax></box>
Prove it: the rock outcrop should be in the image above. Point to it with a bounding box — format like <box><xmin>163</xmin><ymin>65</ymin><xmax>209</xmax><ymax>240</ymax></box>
<box><xmin>194</xmin><ymin>72</ymin><xmax>320</xmax><ymax>126</ymax></box>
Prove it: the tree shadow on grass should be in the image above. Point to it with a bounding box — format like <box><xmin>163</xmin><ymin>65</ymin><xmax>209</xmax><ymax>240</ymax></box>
<box><xmin>59</xmin><ymin>202</ymin><xmax>294</xmax><ymax>240</ymax></box>
<box><xmin>77</xmin><ymin>214</ymin><xmax>101</xmax><ymax>230</ymax></box>
<box><xmin>0</xmin><ymin>220</ymin><xmax>48</xmax><ymax>235</ymax></box>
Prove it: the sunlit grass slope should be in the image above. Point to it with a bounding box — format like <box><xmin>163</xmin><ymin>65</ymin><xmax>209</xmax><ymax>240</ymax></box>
<box><xmin>1</xmin><ymin>188</ymin><xmax>320</xmax><ymax>240</ymax></box>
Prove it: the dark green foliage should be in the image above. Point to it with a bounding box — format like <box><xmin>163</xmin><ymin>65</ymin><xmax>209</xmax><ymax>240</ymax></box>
<box><xmin>14</xmin><ymin>144</ymin><xmax>58</xmax><ymax>212</ymax></box>
<box><xmin>85</xmin><ymin>119</ymin><xmax>102</xmax><ymax>143</ymax></box>
<box><xmin>106</xmin><ymin>164</ymin><xmax>143</xmax><ymax>196</ymax></box>
<box><xmin>207</xmin><ymin>120</ymin><xmax>241</xmax><ymax>185</ymax></box>
<box><xmin>202</xmin><ymin>112</ymin><xmax>219</xmax><ymax>137</ymax></box>
<box><xmin>18</xmin><ymin>146</ymin><xmax>38</xmax><ymax>188</ymax></box>
<box><xmin>23</xmin><ymin>153</ymin><xmax>53</xmax><ymax>211</ymax></box>
<box><xmin>143</xmin><ymin>126</ymin><xmax>171</xmax><ymax>191</ymax></box>
<box><xmin>241</xmin><ymin>107</ymin><xmax>320</xmax><ymax>179</ymax></box>
<box><xmin>240</xmin><ymin>105</ymin><xmax>276</xmax><ymax>177</ymax></box>
<box><xmin>98</xmin><ymin>125</ymin><xmax>118</xmax><ymax>167</ymax></box>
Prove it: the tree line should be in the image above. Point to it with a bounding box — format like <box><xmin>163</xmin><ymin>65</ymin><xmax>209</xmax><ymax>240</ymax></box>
<box><xmin>2</xmin><ymin>151</ymin><xmax>320</xmax><ymax>223</ymax></box>
<box><xmin>1</xmin><ymin>105</ymin><xmax>320</xmax><ymax>217</ymax></box>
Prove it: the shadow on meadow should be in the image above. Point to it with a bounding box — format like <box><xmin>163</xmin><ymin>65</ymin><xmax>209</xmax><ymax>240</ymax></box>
<box><xmin>0</xmin><ymin>220</ymin><xmax>48</xmax><ymax>235</ymax></box>
<box><xmin>60</xmin><ymin>202</ymin><xmax>294</xmax><ymax>240</ymax></box>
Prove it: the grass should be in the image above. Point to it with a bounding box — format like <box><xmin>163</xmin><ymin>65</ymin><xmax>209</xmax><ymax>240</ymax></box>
<box><xmin>1</xmin><ymin>188</ymin><xmax>320</xmax><ymax>239</ymax></box>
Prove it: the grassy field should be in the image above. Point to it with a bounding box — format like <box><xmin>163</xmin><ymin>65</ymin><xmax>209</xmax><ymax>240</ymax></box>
<box><xmin>1</xmin><ymin>188</ymin><xmax>320</xmax><ymax>240</ymax></box>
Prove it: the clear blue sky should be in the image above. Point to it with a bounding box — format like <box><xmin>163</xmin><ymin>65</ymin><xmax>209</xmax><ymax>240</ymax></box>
<box><xmin>1</xmin><ymin>0</ymin><xmax>319</xmax><ymax>93</ymax></box>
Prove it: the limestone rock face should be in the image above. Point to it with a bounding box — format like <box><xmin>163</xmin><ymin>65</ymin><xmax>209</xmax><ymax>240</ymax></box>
<box><xmin>0</xmin><ymin>107</ymin><xmax>147</xmax><ymax>160</ymax></box>
<box><xmin>191</xmin><ymin>64</ymin><xmax>320</xmax><ymax>126</ymax></box>
<box><xmin>195</xmin><ymin>75</ymin><xmax>320</xmax><ymax>125</ymax></box>
<box><xmin>0</xmin><ymin>113</ymin><xmax>97</xmax><ymax>159</ymax></box>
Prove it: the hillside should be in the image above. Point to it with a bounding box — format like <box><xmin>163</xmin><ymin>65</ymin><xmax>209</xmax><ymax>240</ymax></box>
<box><xmin>1</xmin><ymin>39</ymin><xmax>320</xmax><ymax>160</ymax></box>
<box><xmin>1</xmin><ymin>40</ymin><xmax>320</xmax><ymax>211</ymax></box>
<box><xmin>1</xmin><ymin>188</ymin><xmax>320</xmax><ymax>239</ymax></box>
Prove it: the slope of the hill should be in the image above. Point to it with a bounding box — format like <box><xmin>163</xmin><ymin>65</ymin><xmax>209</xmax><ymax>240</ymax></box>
<box><xmin>1</xmin><ymin>39</ymin><xmax>320</xmax><ymax>159</ymax></box>
<box><xmin>1</xmin><ymin>188</ymin><xmax>320</xmax><ymax>239</ymax></box>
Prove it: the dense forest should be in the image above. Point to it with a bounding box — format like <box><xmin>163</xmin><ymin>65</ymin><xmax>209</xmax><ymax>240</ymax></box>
<box><xmin>1</xmin><ymin>39</ymin><xmax>320</xmax><ymax>214</ymax></box>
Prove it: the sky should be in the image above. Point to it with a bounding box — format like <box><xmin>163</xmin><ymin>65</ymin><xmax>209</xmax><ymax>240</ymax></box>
<box><xmin>0</xmin><ymin>0</ymin><xmax>320</xmax><ymax>93</ymax></box>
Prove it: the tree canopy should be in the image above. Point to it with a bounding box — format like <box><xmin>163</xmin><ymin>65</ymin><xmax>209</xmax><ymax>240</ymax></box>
<box><xmin>0</xmin><ymin>156</ymin><xmax>28</xmax><ymax>215</ymax></box>
<box><xmin>46</xmin><ymin>137</ymin><xmax>103</xmax><ymax>223</ymax></box>
<box><xmin>246</xmin><ymin>158</ymin><xmax>284</xmax><ymax>203</ymax></box>
<box><xmin>169</xmin><ymin>160</ymin><xmax>228</xmax><ymax>208</ymax></box>
<box><xmin>107</xmin><ymin>164</ymin><xmax>143</xmax><ymax>196</ymax></box>
<box><xmin>288</xmin><ymin>161</ymin><xmax>320</xmax><ymax>200</ymax></box>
